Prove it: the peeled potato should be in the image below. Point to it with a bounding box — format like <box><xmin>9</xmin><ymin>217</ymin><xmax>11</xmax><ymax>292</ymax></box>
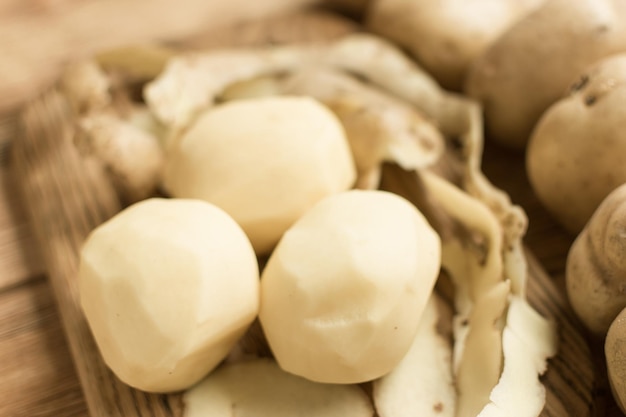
<box><xmin>163</xmin><ymin>96</ymin><xmax>356</xmax><ymax>255</ymax></box>
<box><xmin>185</xmin><ymin>358</ymin><xmax>374</xmax><ymax>417</ymax></box>
<box><xmin>79</xmin><ymin>198</ymin><xmax>259</xmax><ymax>392</ymax></box>
<box><xmin>259</xmin><ymin>190</ymin><xmax>441</xmax><ymax>384</ymax></box>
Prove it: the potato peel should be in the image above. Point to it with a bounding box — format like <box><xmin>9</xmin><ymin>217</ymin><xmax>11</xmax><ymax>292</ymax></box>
<box><xmin>185</xmin><ymin>358</ymin><xmax>374</xmax><ymax>417</ymax></box>
<box><xmin>138</xmin><ymin>31</ymin><xmax>557</xmax><ymax>417</ymax></box>
<box><xmin>456</xmin><ymin>281</ymin><xmax>510</xmax><ymax>417</ymax></box>
<box><xmin>75</xmin><ymin>113</ymin><xmax>164</xmax><ymax>203</ymax></box>
<box><xmin>478</xmin><ymin>297</ymin><xmax>558</xmax><ymax>417</ymax></box>
<box><xmin>144</xmin><ymin>47</ymin><xmax>314</xmax><ymax>129</ymax></box>
<box><xmin>373</xmin><ymin>294</ymin><xmax>456</xmax><ymax>417</ymax></box>
<box><xmin>216</xmin><ymin>67</ymin><xmax>445</xmax><ymax>190</ymax></box>
<box><xmin>280</xmin><ymin>68</ymin><xmax>445</xmax><ymax>189</ymax></box>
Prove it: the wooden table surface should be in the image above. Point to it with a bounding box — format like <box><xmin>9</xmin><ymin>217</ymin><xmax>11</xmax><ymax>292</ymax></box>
<box><xmin>0</xmin><ymin>2</ymin><xmax>622</xmax><ymax>417</ymax></box>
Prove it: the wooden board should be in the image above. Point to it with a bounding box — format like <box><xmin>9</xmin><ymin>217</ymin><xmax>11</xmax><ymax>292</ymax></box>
<box><xmin>8</xmin><ymin>10</ymin><xmax>604</xmax><ymax>417</ymax></box>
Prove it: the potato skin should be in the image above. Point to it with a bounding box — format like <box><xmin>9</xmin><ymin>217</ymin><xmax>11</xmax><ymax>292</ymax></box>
<box><xmin>566</xmin><ymin>184</ymin><xmax>626</xmax><ymax>335</ymax></box>
<box><xmin>466</xmin><ymin>0</ymin><xmax>626</xmax><ymax>149</ymax></box>
<box><xmin>366</xmin><ymin>0</ymin><xmax>543</xmax><ymax>91</ymax></box>
<box><xmin>526</xmin><ymin>54</ymin><xmax>626</xmax><ymax>234</ymax></box>
<box><xmin>606</xmin><ymin>307</ymin><xmax>626</xmax><ymax>414</ymax></box>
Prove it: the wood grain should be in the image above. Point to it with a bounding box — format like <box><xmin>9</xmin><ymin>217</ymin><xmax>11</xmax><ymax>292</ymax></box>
<box><xmin>7</xmin><ymin>9</ymin><xmax>604</xmax><ymax>417</ymax></box>
<box><xmin>0</xmin><ymin>114</ymin><xmax>45</xmax><ymax>290</ymax></box>
<box><xmin>0</xmin><ymin>278</ymin><xmax>87</xmax><ymax>417</ymax></box>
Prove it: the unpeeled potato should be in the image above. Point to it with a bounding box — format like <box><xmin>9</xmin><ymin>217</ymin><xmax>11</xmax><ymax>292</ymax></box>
<box><xmin>466</xmin><ymin>0</ymin><xmax>626</xmax><ymax>149</ymax></box>
<box><xmin>366</xmin><ymin>0</ymin><xmax>544</xmax><ymax>91</ymax></box>
<box><xmin>527</xmin><ymin>54</ymin><xmax>626</xmax><ymax>234</ymax></box>
<box><xmin>566</xmin><ymin>183</ymin><xmax>626</xmax><ymax>335</ymax></box>
<box><xmin>606</xmin><ymin>307</ymin><xmax>626</xmax><ymax>414</ymax></box>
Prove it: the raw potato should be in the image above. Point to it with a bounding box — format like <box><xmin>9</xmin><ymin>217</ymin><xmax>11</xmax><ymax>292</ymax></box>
<box><xmin>163</xmin><ymin>96</ymin><xmax>356</xmax><ymax>255</ymax></box>
<box><xmin>466</xmin><ymin>0</ymin><xmax>626</xmax><ymax>149</ymax></box>
<box><xmin>259</xmin><ymin>190</ymin><xmax>441</xmax><ymax>384</ymax></box>
<box><xmin>219</xmin><ymin>67</ymin><xmax>445</xmax><ymax>189</ymax></box>
<box><xmin>79</xmin><ymin>198</ymin><xmax>260</xmax><ymax>392</ymax></box>
<box><xmin>366</xmin><ymin>0</ymin><xmax>544</xmax><ymax>90</ymax></box>
<box><xmin>280</xmin><ymin>68</ymin><xmax>445</xmax><ymax>189</ymax></box>
<box><xmin>566</xmin><ymin>183</ymin><xmax>626</xmax><ymax>335</ymax></box>
<box><xmin>606</xmin><ymin>307</ymin><xmax>626</xmax><ymax>414</ymax></box>
<box><xmin>184</xmin><ymin>358</ymin><xmax>374</xmax><ymax>417</ymax></box>
<box><xmin>527</xmin><ymin>54</ymin><xmax>626</xmax><ymax>234</ymax></box>
<box><xmin>139</xmin><ymin>32</ymin><xmax>555</xmax><ymax>414</ymax></box>
<box><xmin>373</xmin><ymin>294</ymin><xmax>455</xmax><ymax>417</ymax></box>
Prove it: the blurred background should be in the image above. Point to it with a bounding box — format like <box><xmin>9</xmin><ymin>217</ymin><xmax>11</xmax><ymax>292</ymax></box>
<box><xmin>0</xmin><ymin>0</ymin><xmax>368</xmax><ymax>114</ymax></box>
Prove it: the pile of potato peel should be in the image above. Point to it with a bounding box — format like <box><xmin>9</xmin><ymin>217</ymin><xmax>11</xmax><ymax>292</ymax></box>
<box><xmin>68</xmin><ymin>28</ymin><xmax>558</xmax><ymax>417</ymax></box>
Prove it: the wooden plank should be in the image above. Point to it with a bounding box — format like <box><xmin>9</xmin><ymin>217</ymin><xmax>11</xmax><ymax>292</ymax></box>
<box><xmin>0</xmin><ymin>278</ymin><xmax>87</xmax><ymax>417</ymax></box>
<box><xmin>0</xmin><ymin>114</ymin><xmax>45</xmax><ymax>290</ymax></box>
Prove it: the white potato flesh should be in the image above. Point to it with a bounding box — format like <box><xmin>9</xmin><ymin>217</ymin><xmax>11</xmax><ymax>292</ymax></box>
<box><xmin>184</xmin><ymin>358</ymin><xmax>374</xmax><ymax>417</ymax></box>
<box><xmin>79</xmin><ymin>198</ymin><xmax>260</xmax><ymax>392</ymax></box>
<box><xmin>373</xmin><ymin>294</ymin><xmax>456</xmax><ymax>417</ymax></box>
<box><xmin>163</xmin><ymin>96</ymin><xmax>356</xmax><ymax>255</ymax></box>
<box><xmin>259</xmin><ymin>190</ymin><xmax>441</xmax><ymax>384</ymax></box>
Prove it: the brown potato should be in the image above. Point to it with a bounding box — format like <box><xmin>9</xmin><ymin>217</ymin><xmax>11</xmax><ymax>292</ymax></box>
<box><xmin>566</xmin><ymin>183</ymin><xmax>626</xmax><ymax>335</ymax></box>
<box><xmin>606</xmin><ymin>307</ymin><xmax>626</xmax><ymax>414</ymax></box>
<box><xmin>527</xmin><ymin>54</ymin><xmax>626</xmax><ymax>234</ymax></box>
<box><xmin>466</xmin><ymin>0</ymin><xmax>626</xmax><ymax>149</ymax></box>
<box><xmin>366</xmin><ymin>0</ymin><xmax>543</xmax><ymax>91</ymax></box>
